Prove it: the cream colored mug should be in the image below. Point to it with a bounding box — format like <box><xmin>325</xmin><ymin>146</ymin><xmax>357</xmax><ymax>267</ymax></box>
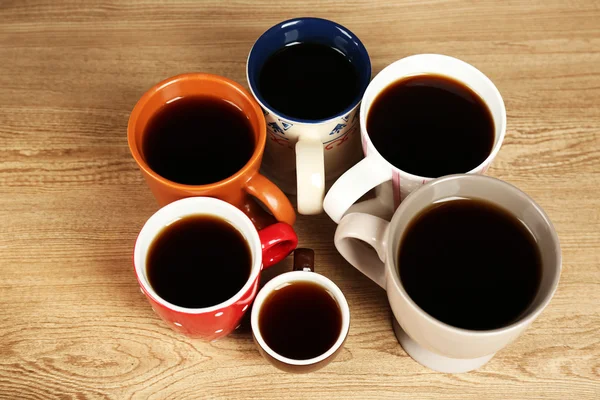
<box><xmin>334</xmin><ymin>174</ymin><xmax>561</xmax><ymax>372</ymax></box>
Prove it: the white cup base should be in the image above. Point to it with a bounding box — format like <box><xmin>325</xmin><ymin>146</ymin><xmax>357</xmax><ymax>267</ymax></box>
<box><xmin>393</xmin><ymin>318</ymin><xmax>495</xmax><ymax>373</ymax></box>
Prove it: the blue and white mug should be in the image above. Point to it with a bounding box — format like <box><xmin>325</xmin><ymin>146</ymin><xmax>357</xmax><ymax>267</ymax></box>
<box><xmin>247</xmin><ymin>17</ymin><xmax>371</xmax><ymax>215</ymax></box>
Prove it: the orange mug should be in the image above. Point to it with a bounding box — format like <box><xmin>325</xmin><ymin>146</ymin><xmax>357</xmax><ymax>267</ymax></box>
<box><xmin>127</xmin><ymin>73</ymin><xmax>296</xmax><ymax>227</ymax></box>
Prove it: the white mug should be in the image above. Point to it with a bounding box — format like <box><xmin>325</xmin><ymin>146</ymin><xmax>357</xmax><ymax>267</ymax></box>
<box><xmin>246</xmin><ymin>17</ymin><xmax>371</xmax><ymax>215</ymax></box>
<box><xmin>334</xmin><ymin>174</ymin><xmax>561</xmax><ymax>373</ymax></box>
<box><xmin>324</xmin><ymin>54</ymin><xmax>507</xmax><ymax>223</ymax></box>
<box><xmin>251</xmin><ymin>249</ymin><xmax>350</xmax><ymax>373</ymax></box>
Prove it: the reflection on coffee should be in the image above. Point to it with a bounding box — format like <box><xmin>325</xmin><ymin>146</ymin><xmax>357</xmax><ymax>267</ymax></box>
<box><xmin>367</xmin><ymin>74</ymin><xmax>494</xmax><ymax>177</ymax></box>
<box><xmin>398</xmin><ymin>198</ymin><xmax>542</xmax><ymax>330</ymax></box>
<box><xmin>143</xmin><ymin>96</ymin><xmax>255</xmax><ymax>185</ymax></box>
<box><xmin>259</xmin><ymin>281</ymin><xmax>342</xmax><ymax>359</ymax></box>
<box><xmin>147</xmin><ymin>215</ymin><xmax>252</xmax><ymax>308</ymax></box>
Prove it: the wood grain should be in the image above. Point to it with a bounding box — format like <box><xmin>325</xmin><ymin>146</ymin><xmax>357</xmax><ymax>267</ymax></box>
<box><xmin>0</xmin><ymin>0</ymin><xmax>599</xmax><ymax>399</ymax></box>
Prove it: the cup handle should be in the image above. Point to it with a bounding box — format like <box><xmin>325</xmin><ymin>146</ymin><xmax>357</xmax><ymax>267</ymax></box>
<box><xmin>296</xmin><ymin>136</ymin><xmax>325</xmax><ymax>215</ymax></box>
<box><xmin>323</xmin><ymin>156</ymin><xmax>392</xmax><ymax>223</ymax></box>
<box><xmin>346</xmin><ymin>196</ymin><xmax>395</xmax><ymax>221</ymax></box>
<box><xmin>293</xmin><ymin>248</ymin><xmax>314</xmax><ymax>272</ymax></box>
<box><xmin>258</xmin><ymin>222</ymin><xmax>298</xmax><ymax>268</ymax></box>
<box><xmin>239</xmin><ymin>195</ymin><xmax>277</xmax><ymax>231</ymax></box>
<box><xmin>334</xmin><ymin>212</ymin><xmax>389</xmax><ymax>289</ymax></box>
<box><xmin>245</xmin><ymin>172</ymin><xmax>296</xmax><ymax>226</ymax></box>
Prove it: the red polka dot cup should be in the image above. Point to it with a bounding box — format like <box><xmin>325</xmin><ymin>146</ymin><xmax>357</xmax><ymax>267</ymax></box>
<box><xmin>133</xmin><ymin>197</ymin><xmax>298</xmax><ymax>340</ymax></box>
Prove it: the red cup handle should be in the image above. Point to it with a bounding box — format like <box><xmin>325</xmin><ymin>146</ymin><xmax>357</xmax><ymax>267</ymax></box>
<box><xmin>258</xmin><ymin>222</ymin><xmax>298</xmax><ymax>268</ymax></box>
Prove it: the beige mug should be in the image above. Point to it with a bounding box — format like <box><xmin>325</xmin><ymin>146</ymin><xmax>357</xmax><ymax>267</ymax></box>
<box><xmin>334</xmin><ymin>174</ymin><xmax>561</xmax><ymax>372</ymax></box>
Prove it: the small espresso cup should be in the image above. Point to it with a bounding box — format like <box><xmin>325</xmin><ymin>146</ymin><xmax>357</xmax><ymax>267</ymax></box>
<box><xmin>251</xmin><ymin>249</ymin><xmax>350</xmax><ymax>373</ymax></box>
<box><xmin>324</xmin><ymin>54</ymin><xmax>506</xmax><ymax>223</ymax></box>
<box><xmin>128</xmin><ymin>73</ymin><xmax>296</xmax><ymax>227</ymax></box>
<box><xmin>247</xmin><ymin>17</ymin><xmax>371</xmax><ymax>215</ymax></box>
<box><xmin>133</xmin><ymin>197</ymin><xmax>298</xmax><ymax>341</ymax></box>
<box><xmin>334</xmin><ymin>175</ymin><xmax>561</xmax><ymax>373</ymax></box>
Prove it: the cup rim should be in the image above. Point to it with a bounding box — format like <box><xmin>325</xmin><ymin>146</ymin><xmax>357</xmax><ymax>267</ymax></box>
<box><xmin>358</xmin><ymin>54</ymin><xmax>507</xmax><ymax>180</ymax></box>
<box><xmin>386</xmin><ymin>174</ymin><xmax>562</xmax><ymax>336</ymax></box>
<box><xmin>246</xmin><ymin>17</ymin><xmax>372</xmax><ymax>125</ymax></box>
<box><xmin>127</xmin><ymin>73</ymin><xmax>267</xmax><ymax>190</ymax></box>
<box><xmin>250</xmin><ymin>270</ymin><xmax>351</xmax><ymax>366</ymax></box>
<box><xmin>133</xmin><ymin>197</ymin><xmax>263</xmax><ymax>314</ymax></box>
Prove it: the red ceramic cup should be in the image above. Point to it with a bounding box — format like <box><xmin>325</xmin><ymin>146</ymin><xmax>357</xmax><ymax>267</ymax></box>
<box><xmin>133</xmin><ymin>197</ymin><xmax>298</xmax><ymax>340</ymax></box>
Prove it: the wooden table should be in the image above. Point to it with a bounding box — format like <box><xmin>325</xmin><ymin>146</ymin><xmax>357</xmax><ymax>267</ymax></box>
<box><xmin>1</xmin><ymin>1</ymin><xmax>599</xmax><ymax>399</ymax></box>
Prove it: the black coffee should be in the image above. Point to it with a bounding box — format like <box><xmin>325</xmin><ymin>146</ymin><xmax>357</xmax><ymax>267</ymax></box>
<box><xmin>147</xmin><ymin>215</ymin><xmax>252</xmax><ymax>308</ymax></box>
<box><xmin>143</xmin><ymin>96</ymin><xmax>255</xmax><ymax>185</ymax></box>
<box><xmin>398</xmin><ymin>199</ymin><xmax>542</xmax><ymax>331</ymax></box>
<box><xmin>258</xmin><ymin>42</ymin><xmax>360</xmax><ymax>120</ymax></box>
<box><xmin>368</xmin><ymin>75</ymin><xmax>495</xmax><ymax>178</ymax></box>
<box><xmin>259</xmin><ymin>281</ymin><xmax>342</xmax><ymax>360</ymax></box>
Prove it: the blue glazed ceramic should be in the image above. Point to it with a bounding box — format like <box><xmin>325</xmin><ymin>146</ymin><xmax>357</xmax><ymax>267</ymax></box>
<box><xmin>246</xmin><ymin>18</ymin><xmax>371</xmax><ymax>214</ymax></box>
<box><xmin>247</xmin><ymin>17</ymin><xmax>371</xmax><ymax>124</ymax></box>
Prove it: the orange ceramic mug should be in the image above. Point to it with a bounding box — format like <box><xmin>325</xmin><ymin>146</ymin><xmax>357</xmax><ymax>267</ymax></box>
<box><xmin>128</xmin><ymin>73</ymin><xmax>296</xmax><ymax>227</ymax></box>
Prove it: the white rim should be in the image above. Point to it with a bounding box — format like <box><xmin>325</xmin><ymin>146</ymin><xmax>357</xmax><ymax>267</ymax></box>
<box><xmin>359</xmin><ymin>54</ymin><xmax>507</xmax><ymax>180</ymax></box>
<box><xmin>251</xmin><ymin>271</ymin><xmax>351</xmax><ymax>365</ymax></box>
<box><xmin>133</xmin><ymin>197</ymin><xmax>262</xmax><ymax>314</ymax></box>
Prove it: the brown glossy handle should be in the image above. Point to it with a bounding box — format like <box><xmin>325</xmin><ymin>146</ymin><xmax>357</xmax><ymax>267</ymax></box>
<box><xmin>293</xmin><ymin>248</ymin><xmax>314</xmax><ymax>272</ymax></box>
<box><xmin>245</xmin><ymin>172</ymin><xmax>296</xmax><ymax>226</ymax></box>
<box><xmin>240</xmin><ymin>194</ymin><xmax>277</xmax><ymax>231</ymax></box>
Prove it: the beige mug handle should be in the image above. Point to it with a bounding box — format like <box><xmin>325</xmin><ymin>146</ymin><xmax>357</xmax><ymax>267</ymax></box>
<box><xmin>334</xmin><ymin>212</ymin><xmax>390</xmax><ymax>289</ymax></box>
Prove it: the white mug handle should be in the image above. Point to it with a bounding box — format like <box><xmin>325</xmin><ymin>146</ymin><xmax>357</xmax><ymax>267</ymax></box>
<box><xmin>324</xmin><ymin>156</ymin><xmax>392</xmax><ymax>223</ymax></box>
<box><xmin>346</xmin><ymin>196</ymin><xmax>395</xmax><ymax>221</ymax></box>
<box><xmin>334</xmin><ymin>212</ymin><xmax>390</xmax><ymax>289</ymax></box>
<box><xmin>296</xmin><ymin>135</ymin><xmax>325</xmax><ymax>215</ymax></box>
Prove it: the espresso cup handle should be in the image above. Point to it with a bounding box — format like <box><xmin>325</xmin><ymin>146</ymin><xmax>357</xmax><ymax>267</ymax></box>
<box><xmin>245</xmin><ymin>172</ymin><xmax>296</xmax><ymax>226</ymax></box>
<box><xmin>324</xmin><ymin>156</ymin><xmax>392</xmax><ymax>223</ymax></box>
<box><xmin>295</xmin><ymin>136</ymin><xmax>325</xmax><ymax>215</ymax></box>
<box><xmin>258</xmin><ymin>222</ymin><xmax>298</xmax><ymax>268</ymax></box>
<box><xmin>293</xmin><ymin>248</ymin><xmax>315</xmax><ymax>272</ymax></box>
<box><xmin>334</xmin><ymin>212</ymin><xmax>389</xmax><ymax>289</ymax></box>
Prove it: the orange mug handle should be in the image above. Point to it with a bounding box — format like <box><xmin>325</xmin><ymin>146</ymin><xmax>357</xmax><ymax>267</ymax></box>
<box><xmin>244</xmin><ymin>172</ymin><xmax>296</xmax><ymax>226</ymax></box>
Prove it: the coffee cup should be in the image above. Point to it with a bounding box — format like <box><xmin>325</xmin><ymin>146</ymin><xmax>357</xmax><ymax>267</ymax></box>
<box><xmin>324</xmin><ymin>54</ymin><xmax>506</xmax><ymax>223</ymax></box>
<box><xmin>128</xmin><ymin>73</ymin><xmax>296</xmax><ymax>228</ymax></box>
<box><xmin>251</xmin><ymin>249</ymin><xmax>350</xmax><ymax>373</ymax></box>
<box><xmin>247</xmin><ymin>17</ymin><xmax>371</xmax><ymax>215</ymax></box>
<box><xmin>133</xmin><ymin>197</ymin><xmax>298</xmax><ymax>341</ymax></box>
<box><xmin>334</xmin><ymin>174</ymin><xmax>561</xmax><ymax>372</ymax></box>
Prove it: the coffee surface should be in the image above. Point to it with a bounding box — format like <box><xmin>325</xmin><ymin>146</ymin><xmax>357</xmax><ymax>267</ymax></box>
<box><xmin>143</xmin><ymin>96</ymin><xmax>255</xmax><ymax>185</ymax></box>
<box><xmin>398</xmin><ymin>198</ymin><xmax>542</xmax><ymax>330</ymax></box>
<box><xmin>259</xmin><ymin>281</ymin><xmax>342</xmax><ymax>359</ymax></box>
<box><xmin>258</xmin><ymin>42</ymin><xmax>360</xmax><ymax>120</ymax></box>
<box><xmin>368</xmin><ymin>74</ymin><xmax>495</xmax><ymax>177</ymax></box>
<box><xmin>147</xmin><ymin>215</ymin><xmax>252</xmax><ymax>308</ymax></box>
